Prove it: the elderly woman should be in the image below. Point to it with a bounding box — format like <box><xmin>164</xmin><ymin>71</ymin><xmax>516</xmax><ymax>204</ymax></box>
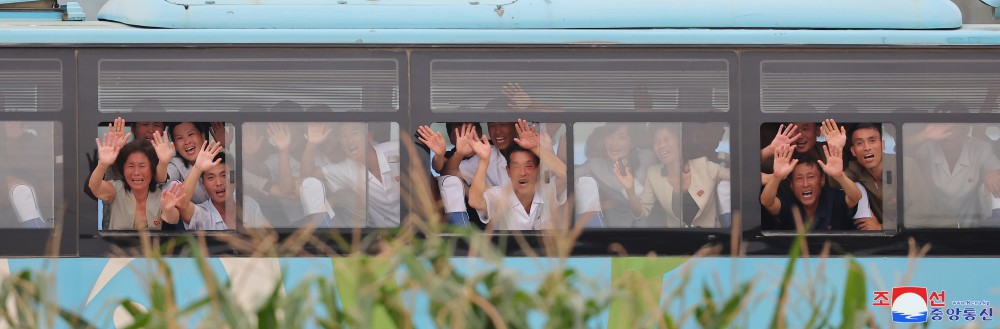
<box><xmin>88</xmin><ymin>133</ymin><xmax>182</xmax><ymax>230</ymax></box>
<box><xmin>575</xmin><ymin>123</ymin><xmax>655</xmax><ymax>228</ymax></box>
<box><xmin>620</xmin><ymin>123</ymin><xmax>731</xmax><ymax>228</ymax></box>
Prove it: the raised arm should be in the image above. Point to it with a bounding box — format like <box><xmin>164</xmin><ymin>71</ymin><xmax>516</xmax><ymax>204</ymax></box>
<box><xmin>613</xmin><ymin>161</ymin><xmax>644</xmax><ymax>219</ymax></box>
<box><xmin>514</xmin><ymin>119</ymin><xmax>566</xmax><ymax>179</ymax></box>
<box><xmin>441</xmin><ymin>123</ymin><xmax>475</xmax><ymax>177</ymax></box>
<box><xmin>159</xmin><ymin>182</ymin><xmax>186</xmax><ymax>225</ymax></box>
<box><xmin>300</xmin><ymin>123</ymin><xmax>331</xmax><ymax>179</ymax></box>
<box><xmin>761</xmin><ymin>144</ymin><xmax>796</xmax><ymax>215</ymax></box>
<box><xmin>466</xmin><ymin>133</ymin><xmax>492</xmax><ymax>212</ymax></box>
<box><xmin>151</xmin><ymin>130</ymin><xmax>174</xmax><ymax>184</ymax></box>
<box><xmin>88</xmin><ymin>131</ymin><xmax>130</xmax><ymax>203</ymax></box>
<box><xmin>417</xmin><ymin>125</ymin><xmax>449</xmax><ymax>173</ymax></box>
<box><xmin>177</xmin><ymin>141</ymin><xmax>223</xmax><ymax>216</ymax></box>
<box><xmin>761</xmin><ymin>124</ymin><xmax>801</xmax><ymax>165</ymax></box>
<box><xmin>818</xmin><ymin>144</ymin><xmax>862</xmax><ymax>208</ymax></box>
<box><xmin>820</xmin><ymin>119</ymin><xmax>847</xmax><ymax>152</ymax></box>
<box><xmin>267</xmin><ymin>123</ymin><xmax>297</xmax><ymax>195</ymax></box>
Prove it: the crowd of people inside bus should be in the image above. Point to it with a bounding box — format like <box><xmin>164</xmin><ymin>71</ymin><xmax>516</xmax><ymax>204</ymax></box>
<box><xmin>63</xmin><ymin>82</ymin><xmax>1000</xmax><ymax>232</ymax></box>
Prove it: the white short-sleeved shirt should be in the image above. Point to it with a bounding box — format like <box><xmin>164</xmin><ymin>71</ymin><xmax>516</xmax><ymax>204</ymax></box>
<box><xmin>320</xmin><ymin>141</ymin><xmax>400</xmax><ymax>228</ymax></box>
<box><xmin>185</xmin><ymin>196</ymin><xmax>266</xmax><ymax>230</ymax></box>
<box><xmin>167</xmin><ymin>157</ymin><xmax>208</xmax><ymax>204</ymax></box>
<box><xmin>914</xmin><ymin>138</ymin><xmax>1000</xmax><ymax>226</ymax></box>
<box><xmin>458</xmin><ymin>146</ymin><xmax>509</xmax><ymax>188</ymax></box>
<box><xmin>479</xmin><ymin>171</ymin><xmax>567</xmax><ymax>230</ymax></box>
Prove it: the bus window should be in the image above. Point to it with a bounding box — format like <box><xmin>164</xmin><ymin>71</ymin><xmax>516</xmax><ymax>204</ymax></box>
<box><xmin>0</xmin><ymin>60</ymin><xmax>63</xmax><ymax>112</ymax></box>
<box><xmin>95</xmin><ymin>120</ymin><xmax>242</xmax><ymax>231</ymax></box>
<box><xmin>429</xmin><ymin>58</ymin><xmax>730</xmax><ymax>113</ymax></box>
<box><xmin>902</xmin><ymin>122</ymin><xmax>1000</xmax><ymax>229</ymax></box>
<box><xmin>759</xmin><ymin>122</ymin><xmax>897</xmax><ymax>233</ymax></box>
<box><xmin>97</xmin><ymin>58</ymin><xmax>399</xmax><ymax>112</ymax></box>
<box><xmin>0</xmin><ymin>121</ymin><xmax>60</xmax><ymax>228</ymax></box>
<box><xmin>574</xmin><ymin>122</ymin><xmax>731</xmax><ymax>229</ymax></box>
<box><xmin>416</xmin><ymin>121</ymin><xmax>568</xmax><ymax>230</ymax></box>
<box><xmin>242</xmin><ymin>122</ymin><xmax>400</xmax><ymax>229</ymax></box>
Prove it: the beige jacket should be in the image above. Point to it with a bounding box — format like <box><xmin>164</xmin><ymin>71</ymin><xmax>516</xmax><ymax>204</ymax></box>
<box><xmin>636</xmin><ymin>157</ymin><xmax>730</xmax><ymax>228</ymax></box>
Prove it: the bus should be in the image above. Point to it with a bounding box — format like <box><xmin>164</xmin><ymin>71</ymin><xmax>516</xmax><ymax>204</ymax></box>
<box><xmin>1</xmin><ymin>0</ymin><xmax>999</xmax><ymax>257</ymax></box>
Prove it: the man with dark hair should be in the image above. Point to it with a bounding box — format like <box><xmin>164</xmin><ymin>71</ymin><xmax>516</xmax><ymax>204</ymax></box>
<box><xmin>761</xmin><ymin>144</ymin><xmax>863</xmax><ymax>231</ymax></box>
<box><xmin>172</xmin><ymin>144</ymin><xmax>268</xmax><ymax>230</ymax></box>
<box><xmin>842</xmin><ymin>123</ymin><xmax>887</xmax><ymax>230</ymax></box>
<box><xmin>468</xmin><ymin>119</ymin><xmax>567</xmax><ymax>230</ymax></box>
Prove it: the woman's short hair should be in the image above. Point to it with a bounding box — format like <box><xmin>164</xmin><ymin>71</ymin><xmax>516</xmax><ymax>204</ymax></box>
<box><xmin>114</xmin><ymin>139</ymin><xmax>160</xmax><ymax>193</ymax></box>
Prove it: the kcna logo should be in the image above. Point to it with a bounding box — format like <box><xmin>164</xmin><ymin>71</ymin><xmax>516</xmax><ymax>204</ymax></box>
<box><xmin>872</xmin><ymin>286</ymin><xmax>945</xmax><ymax>323</ymax></box>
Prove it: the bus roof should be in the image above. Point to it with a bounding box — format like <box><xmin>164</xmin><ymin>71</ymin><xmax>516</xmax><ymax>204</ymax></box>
<box><xmin>2</xmin><ymin>0</ymin><xmax>999</xmax><ymax>46</ymax></box>
<box><xmin>94</xmin><ymin>0</ymin><xmax>963</xmax><ymax>30</ymax></box>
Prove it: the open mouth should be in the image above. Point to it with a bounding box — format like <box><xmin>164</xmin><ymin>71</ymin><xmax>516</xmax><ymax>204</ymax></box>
<box><xmin>494</xmin><ymin>137</ymin><xmax>507</xmax><ymax>144</ymax></box>
<box><xmin>184</xmin><ymin>146</ymin><xmax>196</xmax><ymax>157</ymax></box>
<box><xmin>801</xmin><ymin>190</ymin><xmax>813</xmax><ymax>199</ymax></box>
<box><xmin>213</xmin><ymin>188</ymin><xmax>226</xmax><ymax>198</ymax></box>
<box><xmin>130</xmin><ymin>178</ymin><xmax>145</xmax><ymax>185</ymax></box>
<box><xmin>348</xmin><ymin>145</ymin><xmax>360</xmax><ymax>156</ymax></box>
<box><xmin>863</xmin><ymin>153</ymin><xmax>876</xmax><ymax>161</ymax></box>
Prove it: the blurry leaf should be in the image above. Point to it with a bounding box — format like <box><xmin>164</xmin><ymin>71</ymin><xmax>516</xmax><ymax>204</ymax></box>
<box><xmin>839</xmin><ymin>259</ymin><xmax>867</xmax><ymax>329</ymax></box>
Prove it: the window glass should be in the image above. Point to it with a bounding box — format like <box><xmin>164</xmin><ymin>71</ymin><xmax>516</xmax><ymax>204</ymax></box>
<box><xmin>98</xmin><ymin>59</ymin><xmax>399</xmax><ymax>112</ymax></box>
<box><xmin>902</xmin><ymin>122</ymin><xmax>1000</xmax><ymax>228</ymax></box>
<box><xmin>431</xmin><ymin>59</ymin><xmax>729</xmax><ymax>112</ymax></box>
<box><xmin>759</xmin><ymin>122</ymin><xmax>896</xmax><ymax>233</ymax></box>
<box><xmin>761</xmin><ymin>60</ymin><xmax>1000</xmax><ymax>113</ymax></box>
<box><xmin>415</xmin><ymin>121</ymin><xmax>569</xmax><ymax>230</ymax></box>
<box><xmin>574</xmin><ymin>122</ymin><xmax>731</xmax><ymax>228</ymax></box>
<box><xmin>95</xmin><ymin>121</ymin><xmax>244</xmax><ymax>231</ymax></box>
<box><xmin>0</xmin><ymin>121</ymin><xmax>60</xmax><ymax>228</ymax></box>
<box><xmin>242</xmin><ymin>122</ymin><xmax>400</xmax><ymax>229</ymax></box>
<box><xmin>0</xmin><ymin>59</ymin><xmax>63</xmax><ymax>112</ymax></box>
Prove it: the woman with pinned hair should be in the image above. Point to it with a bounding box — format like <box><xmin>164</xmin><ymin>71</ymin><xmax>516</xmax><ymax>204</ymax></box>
<box><xmin>575</xmin><ymin>123</ymin><xmax>655</xmax><ymax>227</ymax></box>
<box><xmin>88</xmin><ymin>132</ymin><xmax>182</xmax><ymax>230</ymax></box>
<box><xmin>622</xmin><ymin>123</ymin><xmax>731</xmax><ymax>228</ymax></box>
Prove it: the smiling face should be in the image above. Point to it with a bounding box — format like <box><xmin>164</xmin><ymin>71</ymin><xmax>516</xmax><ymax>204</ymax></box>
<box><xmin>791</xmin><ymin>122</ymin><xmax>818</xmax><ymax>154</ymax></box>
<box><xmin>790</xmin><ymin>162</ymin><xmax>824</xmax><ymax>208</ymax></box>
<box><xmin>132</xmin><ymin>122</ymin><xmax>165</xmax><ymax>140</ymax></box>
<box><xmin>202</xmin><ymin>161</ymin><xmax>229</xmax><ymax>206</ymax></box>
<box><xmin>339</xmin><ymin>123</ymin><xmax>369</xmax><ymax>162</ymax></box>
<box><xmin>123</xmin><ymin>151</ymin><xmax>153</xmax><ymax>192</ymax></box>
<box><xmin>171</xmin><ymin>122</ymin><xmax>205</xmax><ymax>162</ymax></box>
<box><xmin>506</xmin><ymin>150</ymin><xmax>539</xmax><ymax>196</ymax></box>
<box><xmin>850</xmin><ymin>127</ymin><xmax>883</xmax><ymax>171</ymax></box>
<box><xmin>603</xmin><ymin>125</ymin><xmax>632</xmax><ymax>162</ymax></box>
<box><xmin>487</xmin><ymin>122</ymin><xmax>516</xmax><ymax>152</ymax></box>
<box><xmin>652</xmin><ymin>127</ymin><xmax>680</xmax><ymax>165</ymax></box>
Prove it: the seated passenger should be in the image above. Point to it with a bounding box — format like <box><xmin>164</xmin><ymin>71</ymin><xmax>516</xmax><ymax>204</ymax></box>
<box><xmin>417</xmin><ymin>122</ymin><xmax>483</xmax><ymax>227</ymax></box>
<box><xmin>172</xmin><ymin>144</ymin><xmax>269</xmax><ymax>230</ymax></box>
<box><xmin>626</xmin><ymin>124</ymin><xmax>731</xmax><ymax>228</ymax></box>
<box><xmin>575</xmin><ymin>123</ymin><xmax>655</xmax><ymax>228</ymax></box>
<box><xmin>906</xmin><ymin>120</ymin><xmax>1000</xmax><ymax>227</ymax></box>
<box><xmin>167</xmin><ymin>122</ymin><xmax>212</xmax><ymax>206</ymax></box>
<box><xmin>760</xmin><ymin>144</ymin><xmax>862</xmax><ymax>231</ymax></box>
<box><xmin>827</xmin><ymin>123</ymin><xmax>887</xmax><ymax>230</ymax></box>
<box><xmin>88</xmin><ymin>134</ymin><xmax>176</xmax><ymax>230</ymax></box>
<box><xmin>1</xmin><ymin>121</ymin><xmax>53</xmax><ymax>228</ymax></box>
<box><xmin>468</xmin><ymin>120</ymin><xmax>567</xmax><ymax>230</ymax></box>
<box><xmin>301</xmin><ymin>122</ymin><xmax>400</xmax><ymax>228</ymax></box>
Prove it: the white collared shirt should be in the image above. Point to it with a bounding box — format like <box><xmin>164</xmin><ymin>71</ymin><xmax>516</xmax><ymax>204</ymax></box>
<box><xmin>458</xmin><ymin>146</ymin><xmax>509</xmax><ymax>188</ymax></box>
<box><xmin>479</xmin><ymin>170</ymin><xmax>567</xmax><ymax>230</ymax></box>
<box><xmin>320</xmin><ymin>141</ymin><xmax>400</xmax><ymax>228</ymax></box>
<box><xmin>186</xmin><ymin>196</ymin><xmax>266</xmax><ymax>230</ymax></box>
<box><xmin>915</xmin><ymin>138</ymin><xmax>1000</xmax><ymax>226</ymax></box>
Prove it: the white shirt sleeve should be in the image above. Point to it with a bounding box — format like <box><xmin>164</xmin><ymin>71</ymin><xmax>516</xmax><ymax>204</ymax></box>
<box><xmin>575</xmin><ymin>176</ymin><xmax>601</xmax><ymax>214</ymax></box>
<box><xmin>852</xmin><ymin>182</ymin><xmax>873</xmax><ymax>220</ymax></box>
<box><xmin>185</xmin><ymin>203</ymin><xmax>212</xmax><ymax>230</ymax></box>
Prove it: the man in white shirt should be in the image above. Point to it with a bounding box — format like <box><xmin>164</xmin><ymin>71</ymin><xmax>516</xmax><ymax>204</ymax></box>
<box><xmin>173</xmin><ymin>145</ymin><xmax>269</xmax><ymax>230</ymax></box>
<box><xmin>300</xmin><ymin>122</ymin><xmax>400</xmax><ymax>228</ymax></box>
<box><xmin>468</xmin><ymin>119</ymin><xmax>567</xmax><ymax>230</ymax></box>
